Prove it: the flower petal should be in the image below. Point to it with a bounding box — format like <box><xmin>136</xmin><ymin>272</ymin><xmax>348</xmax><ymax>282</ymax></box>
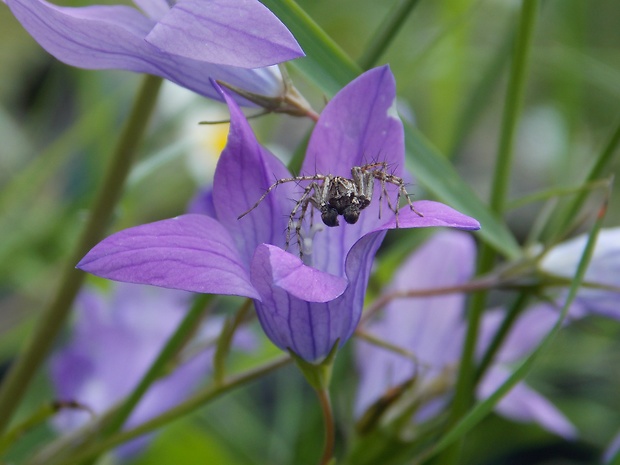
<box><xmin>355</xmin><ymin>231</ymin><xmax>476</xmax><ymax>415</ymax></box>
<box><xmin>77</xmin><ymin>214</ymin><xmax>259</xmax><ymax>299</ymax></box>
<box><xmin>478</xmin><ymin>366</ymin><xmax>577</xmax><ymax>439</ymax></box>
<box><xmin>145</xmin><ymin>0</ymin><xmax>303</xmax><ymax>67</ymax></box>
<box><xmin>251</xmin><ymin>244</ymin><xmax>347</xmax><ymax>303</ymax></box>
<box><xmin>212</xmin><ymin>83</ymin><xmax>297</xmax><ymax>262</ymax></box>
<box><xmin>304</xmin><ymin>65</ymin><xmax>404</xmax><ymax>178</ymax></box>
<box><xmin>540</xmin><ymin>227</ymin><xmax>620</xmax><ymax>319</ymax></box>
<box><xmin>374</xmin><ymin>200</ymin><xmax>481</xmax><ymax>231</ymax></box>
<box><xmin>6</xmin><ymin>0</ymin><xmax>284</xmax><ymax>102</ymax></box>
<box><xmin>251</xmin><ymin>231</ymin><xmax>385</xmax><ymax>362</ymax></box>
<box><xmin>478</xmin><ymin>303</ymin><xmax>559</xmax><ymax>364</ymax></box>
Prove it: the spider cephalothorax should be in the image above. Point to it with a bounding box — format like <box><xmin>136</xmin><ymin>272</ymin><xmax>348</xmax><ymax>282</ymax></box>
<box><xmin>238</xmin><ymin>162</ymin><xmax>422</xmax><ymax>257</ymax></box>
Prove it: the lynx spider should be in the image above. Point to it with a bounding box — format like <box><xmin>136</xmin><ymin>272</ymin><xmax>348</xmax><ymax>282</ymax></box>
<box><xmin>238</xmin><ymin>162</ymin><xmax>423</xmax><ymax>257</ymax></box>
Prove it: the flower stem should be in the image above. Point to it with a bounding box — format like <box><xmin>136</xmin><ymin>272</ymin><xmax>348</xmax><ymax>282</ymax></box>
<box><xmin>35</xmin><ymin>355</ymin><xmax>291</xmax><ymax>465</ymax></box>
<box><xmin>316</xmin><ymin>388</ymin><xmax>335</xmax><ymax>465</ymax></box>
<box><xmin>213</xmin><ymin>300</ymin><xmax>253</xmax><ymax>386</ymax></box>
<box><xmin>0</xmin><ymin>75</ymin><xmax>163</xmax><ymax>436</ymax></box>
<box><xmin>97</xmin><ymin>294</ymin><xmax>210</xmax><ymax>439</ymax></box>
<box><xmin>442</xmin><ymin>0</ymin><xmax>539</xmax><ymax>461</ymax></box>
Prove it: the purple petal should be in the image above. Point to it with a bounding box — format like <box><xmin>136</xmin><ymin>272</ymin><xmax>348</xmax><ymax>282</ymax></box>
<box><xmin>186</xmin><ymin>188</ymin><xmax>216</xmax><ymax>217</ymax></box>
<box><xmin>293</xmin><ymin>67</ymin><xmax>406</xmax><ymax>274</ymax></box>
<box><xmin>145</xmin><ymin>0</ymin><xmax>303</xmax><ymax>67</ymax></box>
<box><xmin>49</xmin><ymin>283</ymin><xmax>214</xmax><ymax>457</ymax></box>
<box><xmin>251</xmin><ymin>244</ymin><xmax>347</xmax><ymax>302</ymax></box>
<box><xmin>77</xmin><ymin>214</ymin><xmax>259</xmax><ymax>299</ymax></box>
<box><xmin>374</xmin><ymin>200</ymin><xmax>481</xmax><ymax>231</ymax></box>
<box><xmin>604</xmin><ymin>430</ymin><xmax>620</xmax><ymax>463</ymax></box>
<box><xmin>304</xmin><ymin>66</ymin><xmax>404</xmax><ymax>178</ymax></box>
<box><xmin>540</xmin><ymin>227</ymin><xmax>620</xmax><ymax>319</ymax></box>
<box><xmin>6</xmin><ymin>0</ymin><xmax>284</xmax><ymax>102</ymax></box>
<box><xmin>251</xmin><ymin>231</ymin><xmax>385</xmax><ymax>362</ymax></box>
<box><xmin>478</xmin><ymin>366</ymin><xmax>577</xmax><ymax>439</ymax></box>
<box><xmin>478</xmin><ymin>304</ymin><xmax>559</xmax><ymax>364</ymax></box>
<box><xmin>132</xmin><ymin>0</ymin><xmax>169</xmax><ymax>21</ymax></box>
<box><xmin>212</xmin><ymin>83</ymin><xmax>297</xmax><ymax>262</ymax></box>
<box><xmin>355</xmin><ymin>231</ymin><xmax>476</xmax><ymax>415</ymax></box>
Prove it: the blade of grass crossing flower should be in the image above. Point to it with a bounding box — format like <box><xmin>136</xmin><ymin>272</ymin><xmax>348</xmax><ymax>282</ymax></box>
<box><xmin>418</xmin><ymin>192</ymin><xmax>609</xmax><ymax>463</ymax></box>
<box><xmin>263</xmin><ymin>0</ymin><xmax>520</xmax><ymax>259</ymax></box>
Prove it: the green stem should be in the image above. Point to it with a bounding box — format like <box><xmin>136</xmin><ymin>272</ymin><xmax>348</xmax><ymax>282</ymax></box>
<box><xmin>475</xmin><ymin>292</ymin><xmax>530</xmax><ymax>381</ymax></box>
<box><xmin>0</xmin><ymin>75</ymin><xmax>163</xmax><ymax>436</ymax></box>
<box><xmin>316</xmin><ymin>388</ymin><xmax>335</xmax><ymax>465</ymax></box>
<box><xmin>443</xmin><ymin>1</ymin><xmax>539</xmax><ymax>461</ymax></box>
<box><xmin>213</xmin><ymin>300</ymin><xmax>253</xmax><ymax>386</ymax></box>
<box><xmin>357</xmin><ymin>0</ymin><xmax>422</xmax><ymax>70</ymax></box>
<box><xmin>44</xmin><ymin>355</ymin><xmax>291</xmax><ymax>465</ymax></box>
<box><xmin>490</xmin><ymin>0</ymin><xmax>539</xmax><ymax>215</ymax></box>
<box><xmin>548</xmin><ymin>116</ymin><xmax>620</xmax><ymax>240</ymax></box>
<box><xmin>97</xmin><ymin>294</ymin><xmax>210</xmax><ymax>441</ymax></box>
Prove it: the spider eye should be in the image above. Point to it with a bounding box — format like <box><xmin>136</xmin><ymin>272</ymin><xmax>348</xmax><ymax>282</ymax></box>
<box><xmin>343</xmin><ymin>206</ymin><xmax>360</xmax><ymax>224</ymax></box>
<box><xmin>321</xmin><ymin>206</ymin><xmax>339</xmax><ymax>227</ymax></box>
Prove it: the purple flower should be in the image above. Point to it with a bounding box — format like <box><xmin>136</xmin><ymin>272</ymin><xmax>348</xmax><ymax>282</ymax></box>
<box><xmin>50</xmin><ymin>283</ymin><xmax>235</xmax><ymax>457</ymax></box>
<box><xmin>4</xmin><ymin>0</ymin><xmax>303</xmax><ymax>102</ymax></box>
<box><xmin>356</xmin><ymin>230</ymin><xmax>576</xmax><ymax>438</ymax></box>
<box><xmin>77</xmin><ymin>66</ymin><xmax>480</xmax><ymax>362</ymax></box>
<box><xmin>540</xmin><ymin>228</ymin><xmax>620</xmax><ymax>320</ymax></box>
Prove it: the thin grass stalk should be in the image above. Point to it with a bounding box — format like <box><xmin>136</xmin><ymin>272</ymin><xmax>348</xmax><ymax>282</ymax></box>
<box><xmin>0</xmin><ymin>75</ymin><xmax>163</xmax><ymax>436</ymax></box>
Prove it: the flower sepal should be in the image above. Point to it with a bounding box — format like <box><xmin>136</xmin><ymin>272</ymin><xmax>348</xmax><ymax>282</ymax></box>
<box><xmin>215</xmin><ymin>66</ymin><xmax>317</xmax><ymax>119</ymax></box>
<box><xmin>289</xmin><ymin>339</ymin><xmax>339</xmax><ymax>391</ymax></box>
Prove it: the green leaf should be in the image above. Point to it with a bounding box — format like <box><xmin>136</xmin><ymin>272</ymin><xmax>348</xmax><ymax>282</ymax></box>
<box><xmin>133</xmin><ymin>421</ymin><xmax>247</xmax><ymax>465</ymax></box>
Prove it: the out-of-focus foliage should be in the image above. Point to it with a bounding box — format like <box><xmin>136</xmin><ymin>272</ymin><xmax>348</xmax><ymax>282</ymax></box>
<box><xmin>1</xmin><ymin>0</ymin><xmax>620</xmax><ymax>464</ymax></box>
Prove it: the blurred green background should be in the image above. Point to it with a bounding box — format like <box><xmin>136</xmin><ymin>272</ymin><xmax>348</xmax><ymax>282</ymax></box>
<box><xmin>1</xmin><ymin>0</ymin><xmax>619</xmax><ymax>464</ymax></box>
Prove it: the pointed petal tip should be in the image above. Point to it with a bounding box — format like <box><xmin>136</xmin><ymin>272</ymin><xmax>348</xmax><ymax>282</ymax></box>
<box><xmin>376</xmin><ymin>200</ymin><xmax>481</xmax><ymax>231</ymax></box>
<box><xmin>252</xmin><ymin>244</ymin><xmax>348</xmax><ymax>303</ymax></box>
<box><xmin>76</xmin><ymin>215</ymin><xmax>261</xmax><ymax>299</ymax></box>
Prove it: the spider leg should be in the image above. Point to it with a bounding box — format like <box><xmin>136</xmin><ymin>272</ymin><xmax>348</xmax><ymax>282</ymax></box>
<box><xmin>286</xmin><ymin>181</ymin><xmax>320</xmax><ymax>257</ymax></box>
<box><xmin>296</xmin><ymin>193</ymin><xmax>315</xmax><ymax>258</ymax></box>
<box><xmin>238</xmin><ymin>174</ymin><xmax>326</xmax><ymax>220</ymax></box>
<box><xmin>359</xmin><ymin>161</ymin><xmax>389</xmax><ymax>172</ymax></box>
<box><xmin>401</xmin><ymin>186</ymin><xmax>424</xmax><ymax>217</ymax></box>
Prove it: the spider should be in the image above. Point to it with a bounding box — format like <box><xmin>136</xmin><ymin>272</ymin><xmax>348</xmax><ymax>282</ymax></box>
<box><xmin>238</xmin><ymin>162</ymin><xmax>423</xmax><ymax>257</ymax></box>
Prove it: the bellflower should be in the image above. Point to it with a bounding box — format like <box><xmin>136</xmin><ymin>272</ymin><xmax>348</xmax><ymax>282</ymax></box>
<box><xmin>540</xmin><ymin>228</ymin><xmax>620</xmax><ymax>319</ymax></box>
<box><xmin>356</xmin><ymin>230</ymin><xmax>576</xmax><ymax>438</ymax></box>
<box><xmin>77</xmin><ymin>66</ymin><xmax>480</xmax><ymax>362</ymax></box>
<box><xmin>4</xmin><ymin>0</ymin><xmax>303</xmax><ymax>103</ymax></box>
<box><xmin>50</xmin><ymin>283</ymin><xmax>244</xmax><ymax>457</ymax></box>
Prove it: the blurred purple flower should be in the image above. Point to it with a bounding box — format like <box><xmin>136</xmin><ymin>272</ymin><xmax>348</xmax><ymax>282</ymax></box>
<box><xmin>4</xmin><ymin>0</ymin><xmax>303</xmax><ymax>102</ymax></box>
<box><xmin>77</xmin><ymin>66</ymin><xmax>480</xmax><ymax>362</ymax></box>
<box><xmin>50</xmin><ymin>282</ymin><xmax>243</xmax><ymax>457</ymax></box>
<box><xmin>540</xmin><ymin>227</ymin><xmax>620</xmax><ymax>319</ymax></box>
<box><xmin>356</xmin><ymin>230</ymin><xmax>576</xmax><ymax>438</ymax></box>
<box><xmin>604</xmin><ymin>429</ymin><xmax>620</xmax><ymax>463</ymax></box>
